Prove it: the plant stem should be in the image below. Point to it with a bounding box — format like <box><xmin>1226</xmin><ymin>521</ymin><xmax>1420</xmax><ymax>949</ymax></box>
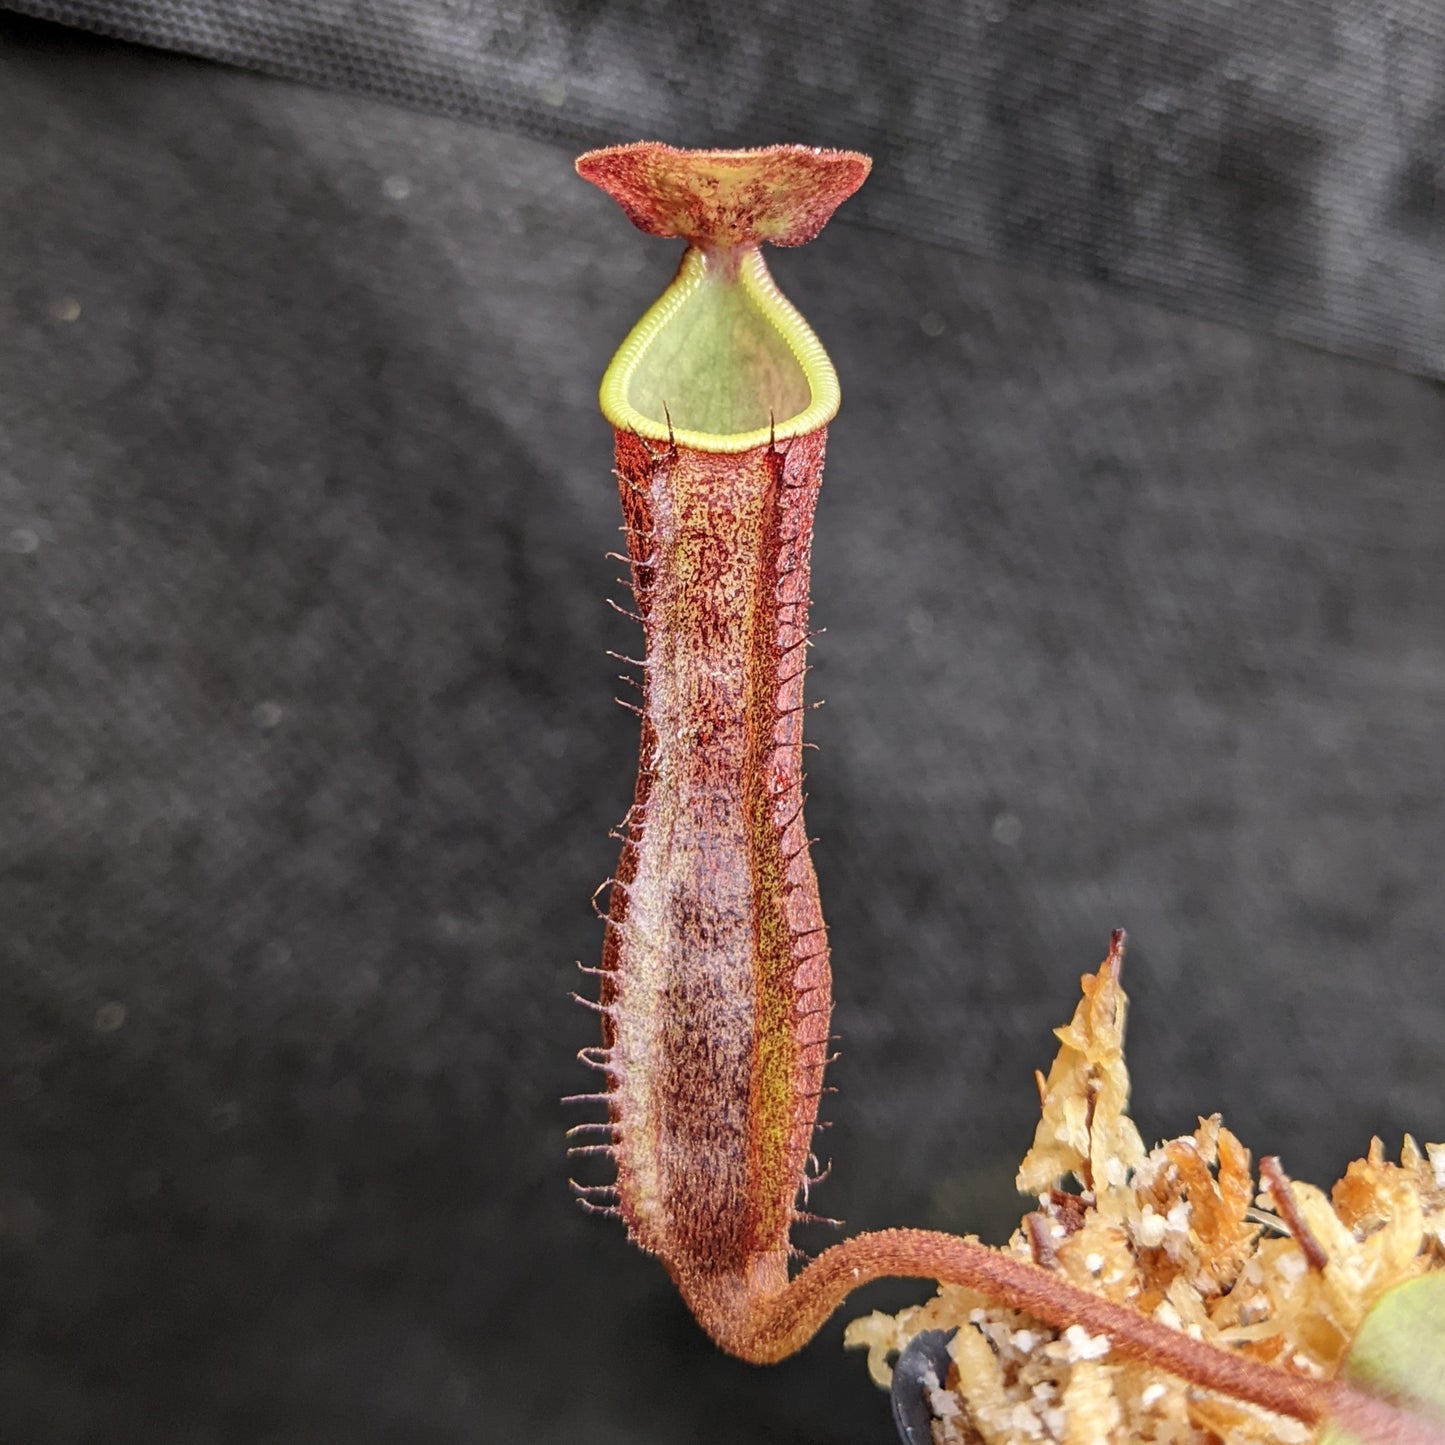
<box><xmin>685</xmin><ymin>1228</ymin><xmax>1332</xmax><ymax>1425</ymax></box>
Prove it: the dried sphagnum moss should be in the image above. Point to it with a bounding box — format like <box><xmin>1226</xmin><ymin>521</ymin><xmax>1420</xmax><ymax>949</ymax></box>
<box><xmin>845</xmin><ymin>956</ymin><xmax>1445</xmax><ymax>1444</ymax></box>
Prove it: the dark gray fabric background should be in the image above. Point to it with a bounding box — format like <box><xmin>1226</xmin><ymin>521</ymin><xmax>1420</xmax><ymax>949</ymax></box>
<box><xmin>8</xmin><ymin>0</ymin><xmax>1445</xmax><ymax>380</ymax></box>
<box><xmin>1</xmin><ymin>8</ymin><xmax>1443</xmax><ymax>1445</ymax></box>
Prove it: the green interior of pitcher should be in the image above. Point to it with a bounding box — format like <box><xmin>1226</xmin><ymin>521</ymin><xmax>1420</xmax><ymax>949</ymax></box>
<box><xmin>599</xmin><ymin>247</ymin><xmax>840</xmax><ymax>453</ymax></box>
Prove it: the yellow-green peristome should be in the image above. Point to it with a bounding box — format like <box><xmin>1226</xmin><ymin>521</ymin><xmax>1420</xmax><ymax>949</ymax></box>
<box><xmin>598</xmin><ymin>245</ymin><xmax>839</xmax><ymax>453</ymax></box>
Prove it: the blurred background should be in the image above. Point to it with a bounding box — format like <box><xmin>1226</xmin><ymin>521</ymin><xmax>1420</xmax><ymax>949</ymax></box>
<box><xmin>1</xmin><ymin>4</ymin><xmax>1442</xmax><ymax>1441</ymax></box>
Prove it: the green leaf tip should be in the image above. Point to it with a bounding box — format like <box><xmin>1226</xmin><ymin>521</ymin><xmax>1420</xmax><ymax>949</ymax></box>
<box><xmin>1322</xmin><ymin>1275</ymin><xmax>1445</xmax><ymax>1445</ymax></box>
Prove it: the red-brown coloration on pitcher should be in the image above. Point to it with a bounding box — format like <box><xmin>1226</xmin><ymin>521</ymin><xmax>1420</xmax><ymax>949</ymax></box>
<box><xmin>571</xmin><ymin>144</ymin><xmax>1348</xmax><ymax>1434</ymax></box>
<box><xmin>569</xmin><ymin>143</ymin><xmax>852</xmax><ymax>1314</ymax></box>
<box><xmin>576</xmin><ymin>141</ymin><xmax>870</xmax><ymax>249</ymax></box>
<box><xmin>593</xmin><ymin>427</ymin><xmax>832</xmax><ymax>1296</ymax></box>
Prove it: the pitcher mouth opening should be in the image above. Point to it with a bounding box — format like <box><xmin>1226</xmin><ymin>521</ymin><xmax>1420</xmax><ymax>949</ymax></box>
<box><xmin>598</xmin><ymin>246</ymin><xmax>840</xmax><ymax>454</ymax></box>
<box><xmin>580</xmin><ymin>141</ymin><xmax>868</xmax><ymax>453</ymax></box>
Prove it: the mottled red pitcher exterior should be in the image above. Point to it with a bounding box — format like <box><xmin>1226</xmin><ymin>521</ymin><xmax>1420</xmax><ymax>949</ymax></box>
<box><xmin>571</xmin><ymin>144</ymin><xmax>866</xmax><ymax>1307</ymax></box>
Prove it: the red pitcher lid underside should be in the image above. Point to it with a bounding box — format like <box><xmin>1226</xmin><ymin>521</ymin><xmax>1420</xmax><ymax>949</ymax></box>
<box><xmin>576</xmin><ymin>141</ymin><xmax>870</xmax><ymax>250</ymax></box>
